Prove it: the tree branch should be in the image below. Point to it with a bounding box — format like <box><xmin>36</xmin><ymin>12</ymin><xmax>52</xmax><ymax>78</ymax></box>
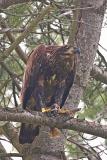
<box><xmin>91</xmin><ymin>65</ymin><xmax>107</xmax><ymax>84</ymax></box>
<box><xmin>97</xmin><ymin>49</ymin><xmax>107</xmax><ymax>68</ymax></box>
<box><xmin>0</xmin><ymin>153</ymin><xmax>22</xmax><ymax>158</ymax></box>
<box><xmin>0</xmin><ymin>15</ymin><xmax>27</xmax><ymax>63</ymax></box>
<box><xmin>0</xmin><ymin>109</ymin><xmax>107</xmax><ymax>139</ymax></box>
<box><xmin>0</xmin><ymin>5</ymin><xmax>52</xmax><ymax>61</ymax></box>
<box><xmin>67</xmin><ymin>138</ymin><xmax>102</xmax><ymax>160</ymax></box>
<box><xmin>3</xmin><ymin>123</ymin><xmax>22</xmax><ymax>153</ymax></box>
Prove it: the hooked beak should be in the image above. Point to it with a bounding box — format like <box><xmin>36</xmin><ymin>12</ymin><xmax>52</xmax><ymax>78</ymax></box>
<box><xmin>73</xmin><ymin>47</ymin><xmax>81</xmax><ymax>55</ymax></box>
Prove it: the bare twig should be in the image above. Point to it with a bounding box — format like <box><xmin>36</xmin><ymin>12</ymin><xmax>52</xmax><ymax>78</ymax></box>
<box><xmin>97</xmin><ymin>49</ymin><xmax>107</xmax><ymax>67</ymax></box>
<box><xmin>67</xmin><ymin>138</ymin><xmax>102</xmax><ymax>160</ymax></box>
<box><xmin>0</xmin><ymin>153</ymin><xmax>22</xmax><ymax>158</ymax></box>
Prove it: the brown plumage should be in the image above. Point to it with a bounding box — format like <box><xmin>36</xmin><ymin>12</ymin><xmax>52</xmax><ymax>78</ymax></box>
<box><xmin>19</xmin><ymin>44</ymin><xmax>80</xmax><ymax>144</ymax></box>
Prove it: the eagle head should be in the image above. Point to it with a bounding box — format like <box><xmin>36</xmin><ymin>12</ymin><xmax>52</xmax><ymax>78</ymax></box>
<box><xmin>59</xmin><ymin>45</ymin><xmax>80</xmax><ymax>60</ymax></box>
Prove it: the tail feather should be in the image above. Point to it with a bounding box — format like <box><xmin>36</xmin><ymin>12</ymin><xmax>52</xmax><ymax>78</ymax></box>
<box><xmin>19</xmin><ymin>123</ymin><xmax>39</xmax><ymax>144</ymax></box>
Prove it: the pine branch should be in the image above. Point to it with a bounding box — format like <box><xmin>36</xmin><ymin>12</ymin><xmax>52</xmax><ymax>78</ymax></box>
<box><xmin>0</xmin><ymin>15</ymin><xmax>27</xmax><ymax>63</ymax></box>
<box><xmin>0</xmin><ymin>5</ymin><xmax>52</xmax><ymax>62</ymax></box>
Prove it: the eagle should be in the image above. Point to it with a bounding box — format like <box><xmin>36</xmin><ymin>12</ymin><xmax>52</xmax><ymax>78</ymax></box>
<box><xmin>19</xmin><ymin>44</ymin><xmax>80</xmax><ymax>144</ymax></box>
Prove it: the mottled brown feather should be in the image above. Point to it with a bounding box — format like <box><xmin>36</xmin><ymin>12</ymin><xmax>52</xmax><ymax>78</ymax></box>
<box><xmin>19</xmin><ymin>44</ymin><xmax>80</xmax><ymax>144</ymax></box>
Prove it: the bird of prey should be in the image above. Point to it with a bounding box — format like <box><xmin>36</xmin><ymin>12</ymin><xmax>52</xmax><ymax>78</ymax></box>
<box><xmin>19</xmin><ymin>44</ymin><xmax>80</xmax><ymax>144</ymax></box>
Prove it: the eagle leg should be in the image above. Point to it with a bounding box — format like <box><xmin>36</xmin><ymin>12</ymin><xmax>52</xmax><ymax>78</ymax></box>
<box><xmin>58</xmin><ymin>107</ymin><xmax>81</xmax><ymax>117</ymax></box>
<box><xmin>41</xmin><ymin>104</ymin><xmax>80</xmax><ymax>138</ymax></box>
<box><xmin>49</xmin><ymin>103</ymin><xmax>81</xmax><ymax>117</ymax></box>
<box><xmin>58</xmin><ymin>108</ymin><xmax>76</xmax><ymax>116</ymax></box>
<box><xmin>42</xmin><ymin>105</ymin><xmax>62</xmax><ymax>137</ymax></box>
<box><xmin>49</xmin><ymin>106</ymin><xmax>81</xmax><ymax>137</ymax></box>
<box><xmin>42</xmin><ymin>104</ymin><xmax>79</xmax><ymax>116</ymax></box>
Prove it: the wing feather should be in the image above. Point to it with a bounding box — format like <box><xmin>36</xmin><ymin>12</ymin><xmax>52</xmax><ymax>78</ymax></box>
<box><xmin>60</xmin><ymin>55</ymin><xmax>77</xmax><ymax>107</ymax></box>
<box><xmin>20</xmin><ymin>45</ymin><xmax>46</xmax><ymax>109</ymax></box>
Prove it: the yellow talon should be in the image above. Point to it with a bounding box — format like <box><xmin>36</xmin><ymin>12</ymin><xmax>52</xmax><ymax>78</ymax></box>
<box><xmin>58</xmin><ymin>107</ymin><xmax>81</xmax><ymax>116</ymax></box>
<box><xmin>58</xmin><ymin>108</ymin><xmax>74</xmax><ymax>115</ymax></box>
<box><xmin>42</xmin><ymin>107</ymin><xmax>51</xmax><ymax>113</ymax></box>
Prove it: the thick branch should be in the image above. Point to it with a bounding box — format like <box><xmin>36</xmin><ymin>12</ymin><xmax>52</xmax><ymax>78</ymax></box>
<box><xmin>0</xmin><ymin>109</ymin><xmax>107</xmax><ymax>139</ymax></box>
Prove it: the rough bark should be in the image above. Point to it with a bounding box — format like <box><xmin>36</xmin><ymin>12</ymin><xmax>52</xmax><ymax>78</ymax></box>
<box><xmin>67</xmin><ymin>0</ymin><xmax>106</xmax><ymax>108</ymax></box>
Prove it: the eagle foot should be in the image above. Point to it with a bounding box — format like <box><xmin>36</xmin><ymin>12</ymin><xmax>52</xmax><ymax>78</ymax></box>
<box><xmin>58</xmin><ymin>107</ymin><xmax>81</xmax><ymax>117</ymax></box>
<box><xmin>58</xmin><ymin>108</ymin><xmax>75</xmax><ymax>116</ymax></box>
<box><xmin>42</xmin><ymin>104</ymin><xmax>60</xmax><ymax>113</ymax></box>
<box><xmin>42</xmin><ymin>107</ymin><xmax>51</xmax><ymax>113</ymax></box>
<box><xmin>50</xmin><ymin>104</ymin><xmax>81</xmax><ymax>117</ymax></box>
<box><xmin>42</xmin><ymin>104</ymin><xmax>80</xmax><ymax>117</ymax></box>
<box><xmin>42</xmin><ymin>107</ymin><xmax>58</xmax><ymax>117</ymax></box>
<box><xmin>49</xmin><ymin>127</ymin><xmax>61</xmax><ymax>137</ymax></box>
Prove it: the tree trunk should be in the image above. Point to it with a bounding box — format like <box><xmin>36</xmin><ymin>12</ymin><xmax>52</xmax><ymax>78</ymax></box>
<box><xmin>22</xmin><ymin>0</ymin><xmax>106</xmax><ymax>159</ymax></box>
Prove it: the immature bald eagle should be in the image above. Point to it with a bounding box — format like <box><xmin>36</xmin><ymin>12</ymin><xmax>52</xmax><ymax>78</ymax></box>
<box><xmin>19</xmin><ymin>44</ymin><xmax>80</xmax><ymax>144</ymax></box>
